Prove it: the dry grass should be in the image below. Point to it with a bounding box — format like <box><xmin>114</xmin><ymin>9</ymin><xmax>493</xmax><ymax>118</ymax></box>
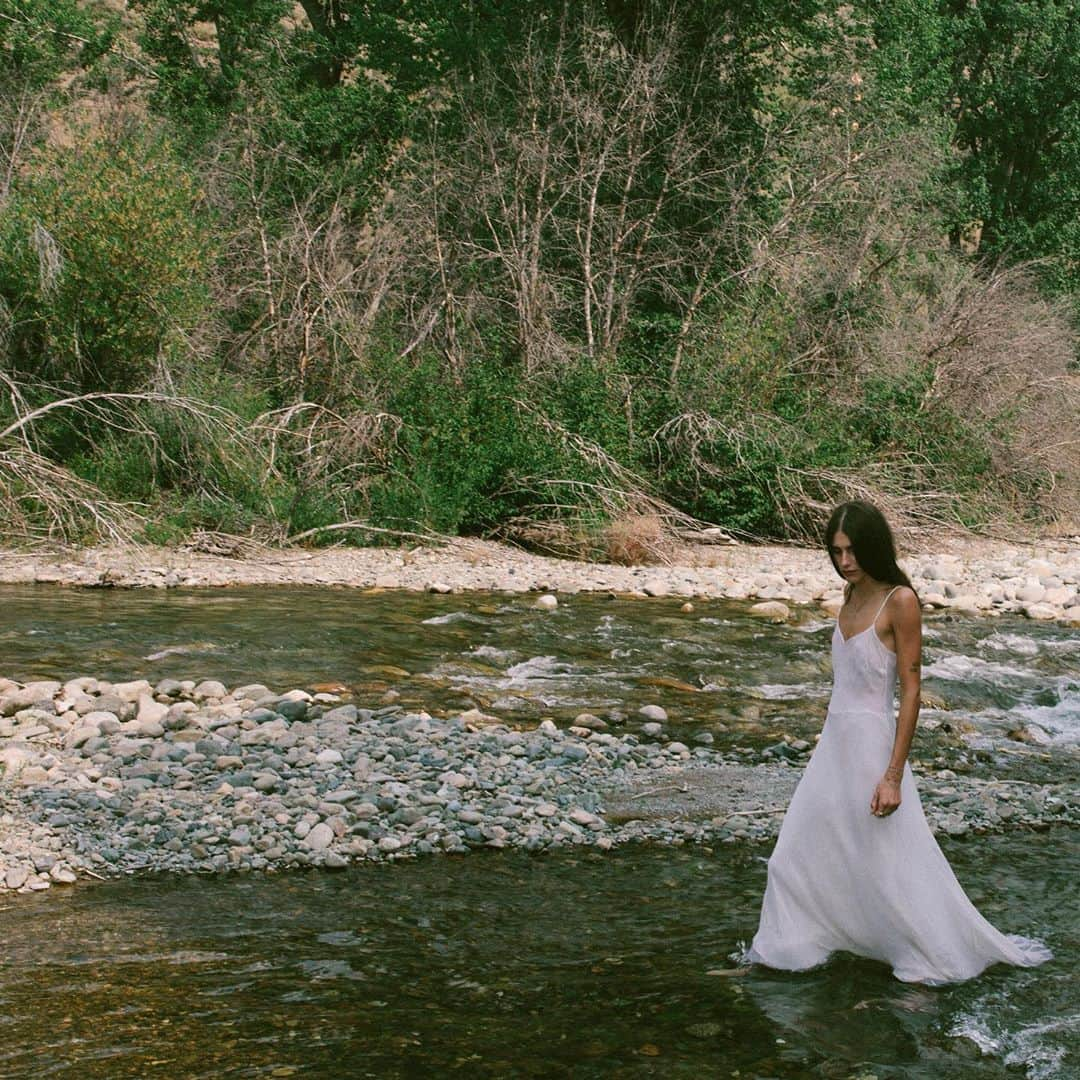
<box><xmin>0</xmin><ymin>374</ymin><xmax>251</xmax><ymax>546</ymax></box>
<box><xmin>602</xmin><ymin>513</ymin><xmax>673</xmax><ymax>565</ymax></box>
<box><xmin>493</xmin><ymin>399</ymin><xmax>718</xmax><ymax>560</ymax></box>
<box><xmin>0</xmin><ymin>443</ymin><xmax>142</xmax><ymax>545</ymax></box>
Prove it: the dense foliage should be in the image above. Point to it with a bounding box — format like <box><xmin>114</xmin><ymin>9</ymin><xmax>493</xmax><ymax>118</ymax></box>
<box><xmin>0</xmin><ymin>0</ymin><xmax>1077</xmax><ymax>548</ymax></box>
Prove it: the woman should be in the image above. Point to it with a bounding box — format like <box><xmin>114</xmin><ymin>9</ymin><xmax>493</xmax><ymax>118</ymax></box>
<box><xmin>743</xmin><ymin>500</ymin><xmax>1053</xmax><ymax>984</ymax></box>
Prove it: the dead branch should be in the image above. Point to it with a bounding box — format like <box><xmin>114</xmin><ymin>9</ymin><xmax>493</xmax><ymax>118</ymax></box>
<box><xmin>284</xmin><ymin>520</ymin><xmax>451</xmax><ymax>546</ymax></box>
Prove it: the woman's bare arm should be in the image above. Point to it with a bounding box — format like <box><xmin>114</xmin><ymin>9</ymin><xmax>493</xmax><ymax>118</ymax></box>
<box><xmin>889</xmin><ymin>587</ymin><xmax>923</xmax><ymax>772</ymax></box>
<box><xmin>871</xmin><ymin>586</ymin><xmax>922</xmax><ymax>815</ymax></box>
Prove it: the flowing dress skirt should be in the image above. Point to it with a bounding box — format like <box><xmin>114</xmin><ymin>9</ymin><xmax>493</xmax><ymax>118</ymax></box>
<box><xmin>745</xmin><ymin>705</ymin><xmax>1053</xmax><ymax>985</ymax></box>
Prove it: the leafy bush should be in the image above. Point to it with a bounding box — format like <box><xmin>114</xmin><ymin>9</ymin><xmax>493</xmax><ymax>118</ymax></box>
<box><xmin>0</xmin><ymin>129</ymin><xmax>212</xmax><ymax>392</ymax></box>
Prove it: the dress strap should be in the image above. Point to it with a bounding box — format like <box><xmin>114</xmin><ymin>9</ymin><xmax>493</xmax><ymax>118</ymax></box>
<box><xmin>873</xmin><ymin>586</ymin><xmax>901</xmax><ymax>623</ymax></box>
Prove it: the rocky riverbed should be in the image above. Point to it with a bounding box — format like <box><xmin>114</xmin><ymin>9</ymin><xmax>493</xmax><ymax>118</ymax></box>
<box><xmin>1</xmin><ymin>675</ymin><xmax>1075</xmax><ymax>895</ymax></box>
<box><xmin>2</xmin><ymin>532</ymin><xmax>1079</xmax><ymax>623</ymax></box>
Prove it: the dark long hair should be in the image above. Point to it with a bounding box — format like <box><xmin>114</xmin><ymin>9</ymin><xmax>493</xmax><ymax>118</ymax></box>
<box><xmin>824</xmin><ymin>501</ymin><xmax>918</xmax><ymax>599</ymax></box>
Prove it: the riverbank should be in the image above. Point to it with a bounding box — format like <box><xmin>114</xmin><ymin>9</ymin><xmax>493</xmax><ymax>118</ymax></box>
<box><xmin>1</xmin><ymin>533</ymin><xmax>1079</xmax><ymax>624</ymax></box>
<box><xmin>1</xmin><ymin>675</ymin><xmax>1075</xmax><ymax>894</ymax></box>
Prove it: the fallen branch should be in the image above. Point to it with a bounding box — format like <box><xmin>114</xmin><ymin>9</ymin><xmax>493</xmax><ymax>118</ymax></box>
<box><xmin>284</xmin><ymin>520</ymin><xmax>451</xmax><ymax>546</ymax></box>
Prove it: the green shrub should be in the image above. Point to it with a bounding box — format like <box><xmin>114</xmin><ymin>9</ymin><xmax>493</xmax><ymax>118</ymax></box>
<box><xmin>0</xmin><ymin>129</ymin><xmax>212</xmax><ymax>392</ymax></box>
<box><xmin>363</xmin><ymin>353</ymin><xmax>631</xmax><ymax>537</ymax></box>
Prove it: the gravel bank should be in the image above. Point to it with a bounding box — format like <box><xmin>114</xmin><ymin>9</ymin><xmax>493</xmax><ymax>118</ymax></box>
<box><xmin>2</xmin><ymin>533</ymin><xmax>1078</xmax><ymax>624</ymax></box>
<box><xmin>1</xmin><ymin>676</ymin><xmax>1075</xmax><ymax>895</ymax></box>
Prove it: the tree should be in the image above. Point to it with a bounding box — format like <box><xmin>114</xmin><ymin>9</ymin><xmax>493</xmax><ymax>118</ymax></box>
<box><xmin>870</xmin><ymin>0</ymin><xmax>1080</xmax><ymax>286</ymax></box>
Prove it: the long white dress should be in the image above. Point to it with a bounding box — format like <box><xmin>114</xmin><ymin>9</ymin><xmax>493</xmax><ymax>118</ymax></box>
<box><xmin>744</xmin><ymin>587</ymin><xmax>1053</xmax><ymax>985</ymax></box>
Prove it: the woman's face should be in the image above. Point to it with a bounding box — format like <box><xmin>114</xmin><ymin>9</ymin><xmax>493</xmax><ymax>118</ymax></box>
<box><xmin>829</xmin><ymin>528</ymin><xmax>864</xmax><ymax>584</ymax></box>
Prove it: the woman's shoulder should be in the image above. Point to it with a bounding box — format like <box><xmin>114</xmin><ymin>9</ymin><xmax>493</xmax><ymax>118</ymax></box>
<box><xmin>885</xmin><ymin>584</ymin><xmax>921</xmax><ymax>619</ymax></box>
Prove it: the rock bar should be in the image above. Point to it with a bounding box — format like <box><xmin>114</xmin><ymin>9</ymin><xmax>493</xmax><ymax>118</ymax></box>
<box><xmin>1</xmin><ymin>675</ymin><xmax>1075</xmax><ymax>895</ymax></box>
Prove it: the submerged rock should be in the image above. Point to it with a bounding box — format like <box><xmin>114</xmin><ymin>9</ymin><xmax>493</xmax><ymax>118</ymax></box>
<box><xmin>748</xmin><ymin>601</ymin><xmax>790</xmax><ymax>621</ymax></box>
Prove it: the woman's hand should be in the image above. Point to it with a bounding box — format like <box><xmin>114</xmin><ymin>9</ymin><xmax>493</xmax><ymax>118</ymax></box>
<box><xmin>871</xmin><ymin>777</ymin><xmax>901</xmax><ymax>818</ymax></box>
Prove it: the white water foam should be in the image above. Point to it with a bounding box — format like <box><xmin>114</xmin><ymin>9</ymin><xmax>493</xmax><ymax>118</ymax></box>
<box><xmin>503</xmin><ymin>655</ymin><xmax>578</xmax><ymax>683</ymax></box>
<box><xmin>421</xmin><ymin>611</ymin><xmax>486</xmax><ymax>626</ymax></box>
<box><xmin>1044</xmin><ymin>636</ymin><xmax>1080</xmax><ymax>655</ymax></box>
<box><xmin>922</xmin><ymin>653</ymin><xmax>1034</xmax><ymax>685</ymax></box>
<box><xmin>1011</xmin><ymin>683</ymin><xmax>1080</xmax><ymax>745</ymax></box>
<box><xmin>143</xmin><ymin>642</ymin><xmax>222</xmax><ymax>660</ymax></box>
<box><xmin>949</xmin><ymin>1004</ymin><xmax>1079</xmax><ymax>1079</ymax></box>
<box><xmin>467</xmin><ymin>645</ymin><xmax>515</xmax><ymax>664</ymax></box>
<box><xmin>750</xmin><ymin>683</ymin><xmax>828</xmax><ymax>700</ymax></box>
<box><xmin>979</xmin><ymin>632</ymin><xmax>1042</xmax><ymax>657</ymax></box>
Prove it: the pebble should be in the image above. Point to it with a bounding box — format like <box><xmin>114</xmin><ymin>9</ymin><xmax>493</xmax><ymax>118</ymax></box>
<box><xmin>303</xmin><ymin>823</ymin><xmax>335</xmax><ymax>852</ymax></box>
<box><xmin>1023</xmin><ymin>603</ymin><xmax>1059</xmax><ymax>620</ymax></box>
<box><xmin>0</xmin><ymin>670</ymin><xmax>1074</xmax><ymax>895</ymax></box>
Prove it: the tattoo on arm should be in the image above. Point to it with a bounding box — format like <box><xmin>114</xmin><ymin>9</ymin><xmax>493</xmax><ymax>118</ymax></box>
<box><xmin>908</xmin><ymin>661</ymin><xmax>920</xmax><ymax>673</ymax></box>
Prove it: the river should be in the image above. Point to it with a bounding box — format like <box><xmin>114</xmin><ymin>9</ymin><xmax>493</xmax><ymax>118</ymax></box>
<box><xmin>0</xmin><ymin>584</ymin><xmax>1076</xmax><ymax>1077</ymax></box>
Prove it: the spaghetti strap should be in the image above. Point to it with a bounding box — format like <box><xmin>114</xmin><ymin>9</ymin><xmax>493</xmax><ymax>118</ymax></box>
<box><xmin>873</xmin><ymin>586</ymin><xmax>901</xmax><ymax>622</ymax></box>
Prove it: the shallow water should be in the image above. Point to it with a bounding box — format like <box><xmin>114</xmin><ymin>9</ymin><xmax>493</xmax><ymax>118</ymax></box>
<box><xmin>0</xmin><ymin>833</ymin><xmax>1073</xmax><ymax>1079</ymax></box>
<box><xmin>2</xmin><ymin>586</ymin><xmax>1077</xmax><ymax>782</ymax></box>
<box><xmin>1</xmin><ymin>584</ymin><xmax>1077</xmax><ymax>1077</ymax></box>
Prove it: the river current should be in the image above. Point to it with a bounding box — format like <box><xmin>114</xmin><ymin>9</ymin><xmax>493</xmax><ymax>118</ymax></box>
<box><xmin>0</xmin><ymin>584</ymin><xmax>1076</xmax><ymax>1078</ymax></box>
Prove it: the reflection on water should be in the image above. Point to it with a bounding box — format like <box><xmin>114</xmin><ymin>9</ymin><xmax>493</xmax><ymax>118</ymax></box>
<box><xmin>0</xmin><ymin>833</ymin><xmax>1073</xmax><ymax>1078</ymax></box>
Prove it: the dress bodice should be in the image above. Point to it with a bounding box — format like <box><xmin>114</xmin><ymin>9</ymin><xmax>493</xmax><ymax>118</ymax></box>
<box><xmin>829</xmin><ymin>586</ymin><xmax>899</xmax><ymax>717</ymax></box>
<box><xmin>829</xmin><ymin>622</ymin><xmax>897</xmax><ymax>716</ymax></box>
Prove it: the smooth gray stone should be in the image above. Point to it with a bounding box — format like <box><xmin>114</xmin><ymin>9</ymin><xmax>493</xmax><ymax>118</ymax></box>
<box><xmin>5</xmin><ymin>867</ymin><xmax>29</xmax><ymax>890</ymax></box>
<box><xmin>94</xmin><ymin>695</ymin><xmax>130</xmax><ymax>719</ymax></box>
<box><xmin>275</xmin><ymin>699</ymin><xmax>308</xmax><ymax>722</ymax></box>
<box><xmin>233</xmin><ymin>684</ymin><xmax>271</xmax><ymax>701</ymax></box>
<box><xmin>244</xmin><ymin>708</ymin><xmax>278</xmax><ymax>725</ymax></box>
<box><xmin>322</xmin><ymin>789</ymin><xmax>359</xmax><ymax>804</ymax></box>
<box><xmin>321</xmin><ymin>705</ymin><xmax>358</xmax><ymax>725</ymax></box>
<box><xmin>1</xmin><ymin>682</ymin><xmax>62</xmax><ymax>716</ymax></box>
